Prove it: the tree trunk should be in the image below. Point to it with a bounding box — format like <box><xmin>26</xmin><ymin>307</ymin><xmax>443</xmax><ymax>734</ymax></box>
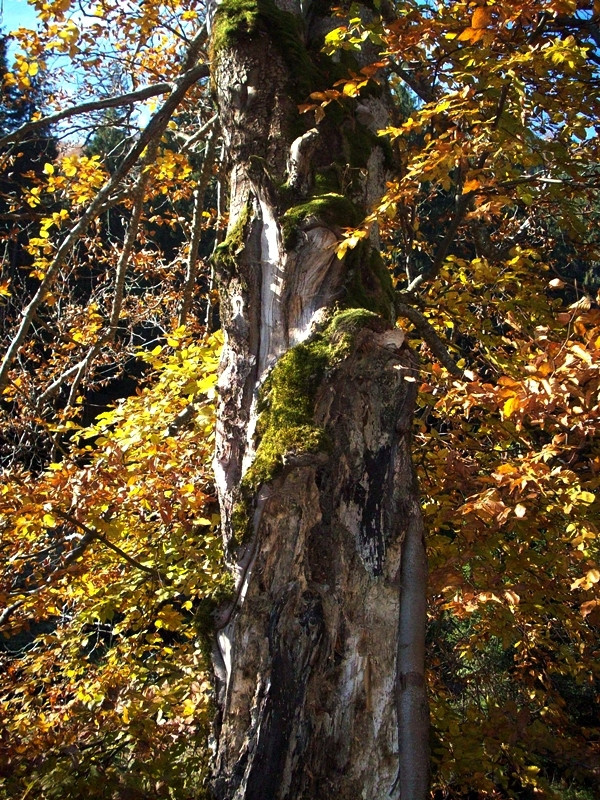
<box><xmin>210</xmin><ymin>3</ymin><xmax>429</xmax><ymax>798</ymax></box>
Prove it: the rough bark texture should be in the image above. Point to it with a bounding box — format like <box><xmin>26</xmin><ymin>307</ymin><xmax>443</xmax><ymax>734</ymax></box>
<box><xmin>210</xmin><ymin>3</ymin><xmax>429</xmax><ymax>798</ymax></box>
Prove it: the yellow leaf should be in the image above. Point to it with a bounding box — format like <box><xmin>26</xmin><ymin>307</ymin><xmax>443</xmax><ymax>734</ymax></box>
<box><xmin>495</xmin><ymin>463</ymin><xmax>516</xmax><ymax>474</ymax></box>
<box><xmin>502</xmin><ymin>395</ymin><xmax>519</xmax><ymax>419</ymax></box>
<box><xmin>587</xmin><ymin>569</ymin><xmax>600</xmax><ymax>584</ymax></box>
<box><xmin>434</xmin><ymin>99</ymin><xmax>451</xmax><ymax>113</ymax></box>
<box><xmin>504</xmin><ymin>590</ymin><xmax>520</xmax><ymax>605</ymax></box>
<box><xmin>182</xmin><ymin>698</ymin><xmax>197</xmax><ymax>717</ymax></box>
<box><xmin>577</xmin><ymin>491</ymin><xmax>595</xmax><ymax>504</ymax></box>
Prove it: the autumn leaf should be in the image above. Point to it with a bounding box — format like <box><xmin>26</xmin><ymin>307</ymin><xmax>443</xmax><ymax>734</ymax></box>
<box><xmin>472</xmin><ymin>6</ymin><xmax>492</xmax><ymax>29</ymax></box>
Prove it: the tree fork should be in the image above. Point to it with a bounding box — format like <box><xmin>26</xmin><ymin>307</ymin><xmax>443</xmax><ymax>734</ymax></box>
<box><xmin>210</xmin><ymin>3</ymin><xmax>429</xmax><ymax>797</ymax></box>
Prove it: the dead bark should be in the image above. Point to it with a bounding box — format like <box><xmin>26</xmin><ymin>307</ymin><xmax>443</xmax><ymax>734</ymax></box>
<box><xmin>210</xmin><ymin>4</ymin><xmax>429</xmax><ymax>797</ymax></box>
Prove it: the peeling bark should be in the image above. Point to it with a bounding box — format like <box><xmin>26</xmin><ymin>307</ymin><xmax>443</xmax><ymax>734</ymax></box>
<box><xmin>210</xmin><ymin>4</ymin><xmax>429</xmax><ymax>797</ymax></box>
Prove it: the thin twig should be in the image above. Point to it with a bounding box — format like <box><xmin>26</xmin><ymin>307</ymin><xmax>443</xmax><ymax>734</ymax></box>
<box><xmin>179</xmin><ymin>125</ymin><xmax>217</xmax><ymax>325</ymax></box>
<box><xmin>0</xmin><ymin>60</ymin><xmax>209</xmax><ymax>395</ymax></box>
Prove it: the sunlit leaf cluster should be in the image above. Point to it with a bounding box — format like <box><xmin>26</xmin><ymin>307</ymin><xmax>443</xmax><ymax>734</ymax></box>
<box><xmin>0</xmin><ymin>329</ymin><xmax>226</xmax><ymax>798</ymax></box>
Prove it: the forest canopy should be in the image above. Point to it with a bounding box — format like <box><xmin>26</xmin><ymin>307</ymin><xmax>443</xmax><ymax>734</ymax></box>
<box><xmin>0</xmin><ymin>1</ymin><xmax>599</xmax><ymax>798</ymax></box>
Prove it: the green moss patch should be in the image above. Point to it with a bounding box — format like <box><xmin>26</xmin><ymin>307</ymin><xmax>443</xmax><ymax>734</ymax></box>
<box><xmin>243</xmin><ymin>340</ymin><xmax>331</xmax><ymax>492</ymax></box>
<box><xmin>343</xmin><ymin>243</ymin><xmax>396</xmax><ymax>322</ymax></box>
<box><xmin>245</xmin><ymin>306</ymin><xmax>386</xmax><ymax>496</ymax></box>
<box><xmin>211</xmin><ymin>0</ymin><xmax>318</xmax><ymax>99</ymax></box>
<box><xmin>233</xmin><ymin>309</ymin><xmax>381</xmax><ymax>540</ymax></box>
<box><xmin>213</xmin><ymin>202</ymin><xmax>251</xmax><ymax>275</ymax></box>
<box><xmin>211</xmin><ymin>0</ymin><xmax>260</xmax><ymax>54</ymax></box>
<box><xmin>327</xmin><ymin>306</ymin><xmax>380</xmax><ymax>335</ymax></box>
<box><xmin>281</xmin><ymin>193</ymin><xmax>360</xmax><ymax>249</ymax></box>
<box><xmin>313</xmin><ymin>169</ymin><xmax>341</xmax><ymax>195</ymax></box>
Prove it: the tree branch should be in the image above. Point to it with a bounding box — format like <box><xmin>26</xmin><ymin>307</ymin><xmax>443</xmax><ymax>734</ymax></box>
<box><xmin>395</xmin><ymin>301</ymin><xmax>463</xmax><ymax>377</ymax></box>
<box><xmin>388</xmin><ymin>63</ymin><xmax>436</xmax><ymax>104</ymax></box>
<box><xmin>406</xmin><ymin>193</ymin><xmax>469</xmax><ymax>293</ymax></box>
<box><xmin>52</xmin><ymin>509</ymin><xmax>162</xmax><ymax>578</ymax></box>
<box><xmin>0</xmin><ymin>521</ymin><xmax>97</xmax><ymax>628</ymax></box>
<box><xmin>179</xmin><ymin>125</ymin><xmax>216</xmax><ymax>325</ymax></box>
<box><xmin>177</xmin><ymin>113</ymin><xmax>218</xmax><ymax>153</ymax></box>
<box><xmin>109</xmin><ymin>142</ymin><xmax>159</xmax><ymax>339</ymax></box>
<box><xmin>0</xmin><ymin>505</ymin><xmax>165</xmax><ymax>629</ymax></box>
<box><xmin>0</xmin><ymin>82</ymin><xmax>178</xmax><ymax>150</ymax></box>
<box><xmin>0</xmin><ymin>61</ymin><xmax>209</xmax><ymax>395</ymax></box>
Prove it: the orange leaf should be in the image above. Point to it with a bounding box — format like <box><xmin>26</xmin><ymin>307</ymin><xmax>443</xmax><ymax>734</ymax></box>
<box><xmin>472</xmin><ymin>7</ymin><xmax>492</xmax><ymax>29</ymax></box>
<box><xmin>462</xmin><ymin>178</ymin><xmax>481</xmax><ymax>194</ymax></box>
<box><xmin>457</xmin><ymin>27</ymin><xmax>486</xmax><ymax>43</ymax></box>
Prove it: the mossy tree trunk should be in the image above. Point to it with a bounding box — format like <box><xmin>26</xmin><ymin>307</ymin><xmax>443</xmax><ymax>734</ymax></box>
<box><xmin>210</xmin><ymin>3</ymin><xmax>429</xmax><ymax>798</ymax></box>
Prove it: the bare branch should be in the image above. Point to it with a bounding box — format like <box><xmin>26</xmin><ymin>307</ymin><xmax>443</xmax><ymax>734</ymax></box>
<box><xmin>109</xmin><ymin>142</ymin><xmax>159</xmax><ymax>338</ymax></box>
<box><xmin>66</xmin><ymin>341</ymin><xmax>104</xmax><ymax>407</ymax></box>
<box><xmin>178</xmin><ymin>113</ymin><xmax>218</xmax><ymax>152</ymax></box>
<box><xmin>205</xmin><ymin>139</ymin><xmax>227</xmax><ymax>332</ymax></box>
<box><xmin>37</xmin><ymin>357</ymin><xmax>90</xmax><ymax>405</ymax></box>
<box><xmin>0</xmin><ymin>61</ymin><xmax>209</xmax><ymax>395</ymax></box>
<box><xmin>0</xmin><ymin>82</ymin><xmax>175</xmax><ymax>151</ymax></box>
<box><xmin>179</xmin><ymin>125</ymin><xmax>217</xmax><ymax>325</ymax></box>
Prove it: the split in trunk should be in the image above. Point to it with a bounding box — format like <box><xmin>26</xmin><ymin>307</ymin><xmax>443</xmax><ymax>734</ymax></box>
<box><xmin>210</xmin><ymin>3</ymin><xmax>429</xmax><ymax>797</ymax></box>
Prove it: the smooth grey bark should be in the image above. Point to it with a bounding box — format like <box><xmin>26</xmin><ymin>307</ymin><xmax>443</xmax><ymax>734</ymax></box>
<box><xmin>210</xmin><ymin>4</ymin><xmax>429</xmax><ymax>798</ymax></box>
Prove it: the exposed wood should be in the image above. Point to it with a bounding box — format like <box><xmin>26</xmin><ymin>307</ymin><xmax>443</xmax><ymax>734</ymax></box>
<box><xmin>210</xmin><ymin>3</ymin><xmax>429</xmax><ymax>796</ymax></box>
